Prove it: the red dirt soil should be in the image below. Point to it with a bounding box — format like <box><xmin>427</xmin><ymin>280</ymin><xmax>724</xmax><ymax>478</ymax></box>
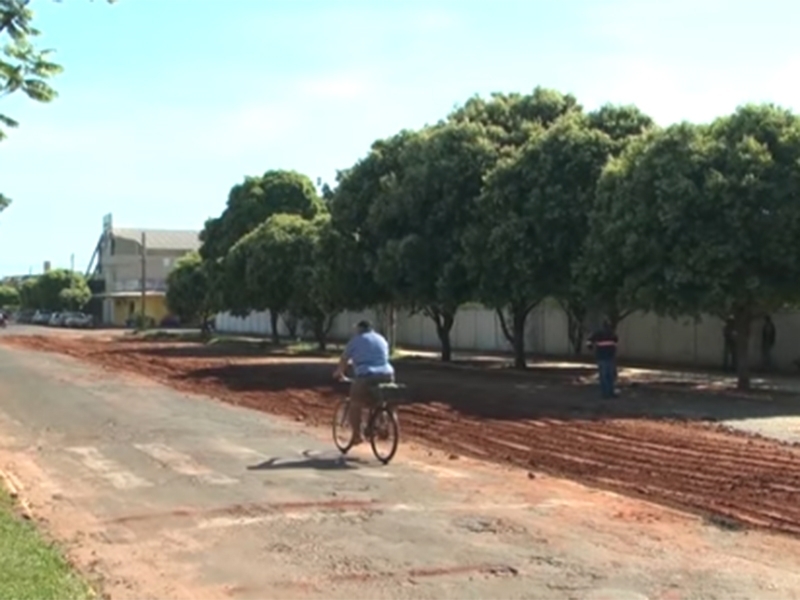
<box><xmin>6</xmin><ymin>333</ymin><xmax>800</xmax><ymax>538</ymax></box>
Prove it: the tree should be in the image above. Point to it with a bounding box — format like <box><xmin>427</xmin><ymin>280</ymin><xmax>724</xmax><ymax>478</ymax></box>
<box><xmin>0</xmin><ymin>284</ymin><xmax>19</xmax><ymax>307</ymax></box>
<box><xmin>449</xmin><ymin>86</ymin><xmax>581</xmax><ymax>153</ymax></box>
<box><xmin>200</xmin><ymin>170</ymin><xmax>324</xmax><ymax>262</ymax></box>
<box><xmin>18</xmin><ymin>276</ymin><xmax>38</xmax><ymax>308</ymax></box>
<box><xmin>290</xmin><ymin>215</ymin><xmax>348</xmax><ymax>351</ymax></box>
<box><xmin>166</xmin><ymin>251</ymin><xmax>213</xmax><ymax>328</ymax></box>
<box><xmin>370</xmin><ymin>121</ymin><xmax>497</xmax><ymax>361</ymax></box>
<box><xmin>58</xmin><ymin>285</ymin><xmax>90</xmax><ymax>311</ymax></box>
<box><xmin>590</xmin><ymin>105</ymin><xmax>800</xmax><ymax>390</ymax></box>
<box><xmin>225</xmin><ymin>213</ymin><xmax>319</xmax><ymax>345</ymax></box>
<box><xmin>572</xmin><ymin>106</ymin><xmax>657</xmax><ymax>337</ymax></box>
<box><xmin>504</xmin><ymin>113</ymin><xmax>617</xmax><ymax>356</ymax></box>
<box><xmin>328</xmin><ymin>131</ymin><xmax>421</xmax><ymax>350</ymax></box>
<box><xmin>26</xmin><ymin>269</ymin><xmax>89</xmax><ymax>310</ymax></box>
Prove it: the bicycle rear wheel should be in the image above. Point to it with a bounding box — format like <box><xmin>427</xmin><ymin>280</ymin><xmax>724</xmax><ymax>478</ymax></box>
<box><xmin>332</xmin><ymin>399</ymin><xmax>354</xmax><ymax>453</ymax></box>
<box><xmin>368</xmin><ymin>406</ymin><xmax>399</xmax><ymax>464</ymax></box>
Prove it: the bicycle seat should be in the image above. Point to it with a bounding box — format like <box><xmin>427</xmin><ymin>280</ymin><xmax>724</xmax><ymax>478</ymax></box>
<box><xmin>378</xmin><ymin>382</ymin><xmax>406</xmax><ymax>390</ymax></box>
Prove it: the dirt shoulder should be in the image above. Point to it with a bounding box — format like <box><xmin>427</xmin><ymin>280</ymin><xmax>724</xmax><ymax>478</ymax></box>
<box><xmin>5</xmin><ymin>332</ymin><xmax>800</xmax><ymax>539</ymax></box>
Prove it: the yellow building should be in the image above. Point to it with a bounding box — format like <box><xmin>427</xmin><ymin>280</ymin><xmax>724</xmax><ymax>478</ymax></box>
<box><xmin>87</xmin><ymin>214</ymin><xmax>200</xmax><ymax>326</ymax></box>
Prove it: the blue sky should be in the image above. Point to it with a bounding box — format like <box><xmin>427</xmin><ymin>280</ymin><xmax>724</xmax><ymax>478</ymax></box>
<box><xmin>0</xmin><ymin>0</ymin><xmax>798</xmax><ymax>276</ymax></box>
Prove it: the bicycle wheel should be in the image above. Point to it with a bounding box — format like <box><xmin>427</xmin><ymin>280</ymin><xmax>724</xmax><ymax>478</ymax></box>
<box><xmin>368</xmin><ymin>406</ymin><xmax>399</xmax><ymax>464</ymax></box>
<box><xmin>332</xmin><ymin>399</ymin><xmax>354</xmax><ymax>453</ymax></box>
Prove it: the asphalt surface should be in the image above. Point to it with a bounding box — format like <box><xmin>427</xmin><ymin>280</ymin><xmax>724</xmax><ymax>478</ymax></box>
<box><xmin>1</xmin><ymin>328</ymin><xmax>800</xmax><ymax>599</ymax></box>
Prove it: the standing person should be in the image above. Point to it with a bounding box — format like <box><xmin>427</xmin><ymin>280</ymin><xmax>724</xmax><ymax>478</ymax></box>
<box><xmin>723</xmin><ymin>317</ymin><xmax>737</xmax><ymax>372</ymax></box>
<box><xmin>761</xmin><ymin>315</ymin><xmax>776</xmax><ymax>371</ymax></box>
<box><xmin>587</xmin><ymin>319</ymin><xmax>619</xmax><ymax>399</ymax></box>
<box><xmin>333</xmin><ymin>320</ymin><xmax>394</xmax><ymax>445</ymax></box>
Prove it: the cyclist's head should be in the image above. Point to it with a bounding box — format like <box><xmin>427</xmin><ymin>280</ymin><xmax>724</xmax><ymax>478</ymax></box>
<box><xmin>356</xmin><ymin>320</ymin><xmax>372</xmax><ymax>334</ymax></box>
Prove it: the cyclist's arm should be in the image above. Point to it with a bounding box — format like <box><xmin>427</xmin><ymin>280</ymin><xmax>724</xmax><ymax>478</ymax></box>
<box><xmin>333</xmin><ymin>339</ymin><xmax>355</xmax><ymax>378</ymax></box>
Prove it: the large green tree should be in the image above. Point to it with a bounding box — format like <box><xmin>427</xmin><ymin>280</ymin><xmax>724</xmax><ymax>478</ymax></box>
<box><xmin>449</xmin><ymin>86</ymin><xmax>581</xmax><ymax>153</ymax></box>
<box><xmin>166</xmin><ymin>251</ymin><xmax>213</xmax><ymax>328</ymax></box>
<box><xmin>224</xmin><ymin>213</ymin><xmax>317</xmax><ymax>344</ymax></box>
<box><xmin>328</xmin><ymin>131</ymin><xmax>420</xmax><ymax>349</ymax></box>
<box><xmin>200</xmin><ymin>170</ymin><xmax>324</xmax><ymax>262</ymax></box>
<box><xmin>370</xmin><ymin>121</ymin><xmax>497</xmax><ymax>361</ymax></box>
<box><xmin>201</xmin><ymin>169</ymin><xmax>325</xmax><ymax>320</ymax></box>
<box><xmin>27</xmin><ymin>269</ymin><xmax>90</xmax><ymax>311</ymax></box>
<box><xmin>18</xmin><ymin>276</ymin><xmax>38</xmax><ymax>308</ymax></box>
<box><xmin>497</xmin><ymin>113</ymin><xmax>616</xmax><ymax>358</ymax></box>
<box><xmin>0</xmin><ymin>284</ymin><xmax>19</xmax><ymax>307</ymax></box>
<box><xmin>589</xmin><ymin>105</ymin><xmax>800</xmax><ymax>389</ymax></box>
<box><xmin>289</xmin><ymin>215</ymin><xmax>348</xmax><ymax>350</ymax></box>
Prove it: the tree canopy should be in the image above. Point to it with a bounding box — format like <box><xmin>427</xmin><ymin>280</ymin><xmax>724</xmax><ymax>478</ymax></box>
<box><xmin>0</xmin><ymin>284</ymin><xmax>19</xmax><ymax>307</ymax></box>
<box><xmin>19</xmin><ymin>269</ymin><xmax>90</xmax><ymax>311</ymax></box>
<box><xmin>165</xmin><ymin>251</ymin><xmax>212</xmax><ymax>326</ymax></box>
<box><xmin>181</xmin><ymin>84</ymin><xmax>800</xmax><ymax>390</ymax></box>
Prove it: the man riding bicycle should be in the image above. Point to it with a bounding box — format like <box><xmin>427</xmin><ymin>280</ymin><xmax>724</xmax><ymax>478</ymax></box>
<box><xmin>333</xmin><ymin>320</ymin><xmax>394</xmax><ymax>445</ymax></box>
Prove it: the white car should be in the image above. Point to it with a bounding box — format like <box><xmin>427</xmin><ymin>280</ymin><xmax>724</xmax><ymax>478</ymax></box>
<box><xmin>64</xmin><ymin>313</ymin><xmax>94</xmax><ymax>328</ymax></box>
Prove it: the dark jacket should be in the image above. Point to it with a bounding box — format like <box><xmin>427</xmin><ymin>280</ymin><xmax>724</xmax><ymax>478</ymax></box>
<box><xmin>589</xmin><ymin>327</ymin><xmax>618</xmax><ymax>361</ymax></box>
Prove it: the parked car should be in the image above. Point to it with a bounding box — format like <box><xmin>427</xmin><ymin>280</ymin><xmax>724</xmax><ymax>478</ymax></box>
<box><xmin>64</xmin><ymin>312</ymin><xmax>94</xmax><ymax>328</ymax></box>
<box><xmin>48</xmin><ymin>312</ymin><xmax>65</xmax><ymax>326</ymax></box>
<box><xmin>32</xmin><ymin>310</ymin><xmax>52</xmax><ymax>325</ymax></box>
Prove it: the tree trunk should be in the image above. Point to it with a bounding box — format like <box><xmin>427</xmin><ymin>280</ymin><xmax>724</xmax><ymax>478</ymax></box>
<box><xmin>734</xmin><ymin>309</ymin><xmax>753</xmax><ymax>390</ymax></box>
<box><xmin>497</xmin><ymin>303</ymin><xmax>533</xmax><ymax>370</ymax></box>
<box><xmin>269</xmin><ymin>310</ymin><xmax>280</xmax><ymax>345</ymax></box>
<box><xmin>314</xmin><ymin>317</ymin><xmax>327</xmax><ymax>352</ymax></box>
<box><xmin>426</xmin><ymin>307</ymin><xmax>455</xmax><ymax>362</ymax></box>
<box><xmin>561</xmin><ymin>302</ymin><xmax>586</xmax><ymax>356</ymax></box>
<box><xmin>283</xmin><ymin>313</ymin><xmax>298</xmax><ymax>340</ymax></box>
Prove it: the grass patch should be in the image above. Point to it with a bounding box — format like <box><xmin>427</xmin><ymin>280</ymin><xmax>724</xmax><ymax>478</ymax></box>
<box><xmin>0</xmin><ymin>486</ymin><xmax>92</xmax><ymax>600</ymax></box>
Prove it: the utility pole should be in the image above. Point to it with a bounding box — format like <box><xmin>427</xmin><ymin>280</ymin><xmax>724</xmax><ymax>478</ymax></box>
<box><xmin>140</xmin><ymin>232</ymin><xmax>147</xmax><ymax>328</ymax></box>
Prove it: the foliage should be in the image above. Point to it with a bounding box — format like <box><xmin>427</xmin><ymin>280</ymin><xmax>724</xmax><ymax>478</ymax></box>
<box><xmin>200</xmin><ymin>170</ymin><xmax>324</xmax><ymax>262</ymax></box>
<box><xmin>0</xmin><ymin>0</ymin><xmax>114</xmax><ymax>213</ymax></box>
<box><xmin>165</xmin><ymin>251</ymin><xmax>212</xmax><ymax>326</ymax></box>
<box><xmin>328</xmin><ymin>131</ymin><xmax>420</xmax><ymax>315</ymax></box>
<box><xmin>0</xmin><ymin>0</ymin><xmax>62</xmax><ymax>141</ymax></box>
<box><xmin>225</xmin><ymin>213</ymin><xmax>315</xmax><ymax>344</ymax></box>
<box><xmin>290</xmin><ymin>215</ymin><xmax>348</xmax><ymax>350</ymax></box>
<box><xmin>0</xmin><ymin>284</ymin><xmax>18</xmax><ymax>307</ymax></box>
<box><xmin>587</xmin><ymin>105</ymin><xmax>800</xmax><ymax>389</ymax></box>
<box><xmin>18</xmin><ymin>276</ymin><xmax>37</xmax><ymax>308</ymax></box>
<box><xmin>370</xmin><ymin>121</ymin><xmax>497</xmax><ymax>361</ymax></box>
<box><xmin>448</xmin><ymin>86</ymin><xmax>581</xmax><ymax>153</ymax></box>
<box><xmin>19</xmin><ymin>269</ymin><xmax>90</xmax><ymax>311</ymax></box>
<box><xmin>57</xmin><ymin>285</ymin><xmax>89</xmax><ymax>311</ymax></box>
<box><xmin>201</xmin><ymin>84</ymin><xmax>800</xmax><ymax>381</ymax></box>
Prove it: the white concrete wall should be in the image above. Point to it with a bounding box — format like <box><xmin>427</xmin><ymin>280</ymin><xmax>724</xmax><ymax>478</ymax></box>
<box><xmin>214</xmin><ymin>303</ymin><xmax>800</xmax><ymax>370</ymax></box>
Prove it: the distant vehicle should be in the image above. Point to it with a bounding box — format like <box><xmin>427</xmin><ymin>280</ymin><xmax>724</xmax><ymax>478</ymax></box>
<box><xmin>64</xmin><ymin>312</ymin><xmax>93</xmax><ymax>328</ymax></box>
<box><xmin>32</xmin><ymin>310</ymin><xmax>52</xmax><ymax>325</ymax></box>
<box><xmin>48</xmin><ymin>312</ymin><xmax>64</xmax><ymax>326</ymax></box>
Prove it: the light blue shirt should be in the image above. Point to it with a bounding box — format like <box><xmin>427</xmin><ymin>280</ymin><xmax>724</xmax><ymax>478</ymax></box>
<box><xmin>345</xmin><ymin>330</ymin><xmax>394</xmax><ymax>377</ymax></box>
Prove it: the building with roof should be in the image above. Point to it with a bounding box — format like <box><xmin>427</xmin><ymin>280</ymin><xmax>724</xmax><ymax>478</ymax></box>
<box><xmin>86</xmin><ymin>213</ymin><xmax>201</xmax><ymax>326</ymax></box>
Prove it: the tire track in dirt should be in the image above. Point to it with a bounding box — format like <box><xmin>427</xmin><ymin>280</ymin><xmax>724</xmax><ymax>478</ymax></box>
<box><xmin>5</xmin><ymin>333</ymin><xmax>800</xmax><ymax>537</ymax></box>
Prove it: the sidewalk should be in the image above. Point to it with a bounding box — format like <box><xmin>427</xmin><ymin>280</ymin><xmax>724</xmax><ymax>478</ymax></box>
<box><xmin>397</xmin><ymin>348</ymin><xmax>800</xmax><ymax>395</ymax></box>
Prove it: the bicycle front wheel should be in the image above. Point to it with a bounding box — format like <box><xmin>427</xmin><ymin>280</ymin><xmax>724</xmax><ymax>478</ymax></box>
<box><xmin>368</xmin><ymin>406</ymin><xmax>399</xmax><ymax>464</ymax></box>
<box><xmin>332</xmin><ymin>399</ymin><xmax>354</xmax><ymax>454</ymax></box>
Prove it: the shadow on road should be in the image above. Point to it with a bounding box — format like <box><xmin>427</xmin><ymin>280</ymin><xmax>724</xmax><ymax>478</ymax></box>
<box><xmin>247</xmin><ymin>450</ymin><xmax>371</xmax><ymax>472</ymax></box>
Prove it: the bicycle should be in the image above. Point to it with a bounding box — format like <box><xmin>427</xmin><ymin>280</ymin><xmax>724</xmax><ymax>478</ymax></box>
<box><xmin>332</xmin><ymin>376</ymin><xmax>405</xmax><ymax>464</ymax></box>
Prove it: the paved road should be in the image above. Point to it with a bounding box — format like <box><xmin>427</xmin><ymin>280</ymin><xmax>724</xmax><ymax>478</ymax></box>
<box><xmin>1</xmin><ymin>338</ymin><xmax>800</xmax><ymax>599</ymax></box>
